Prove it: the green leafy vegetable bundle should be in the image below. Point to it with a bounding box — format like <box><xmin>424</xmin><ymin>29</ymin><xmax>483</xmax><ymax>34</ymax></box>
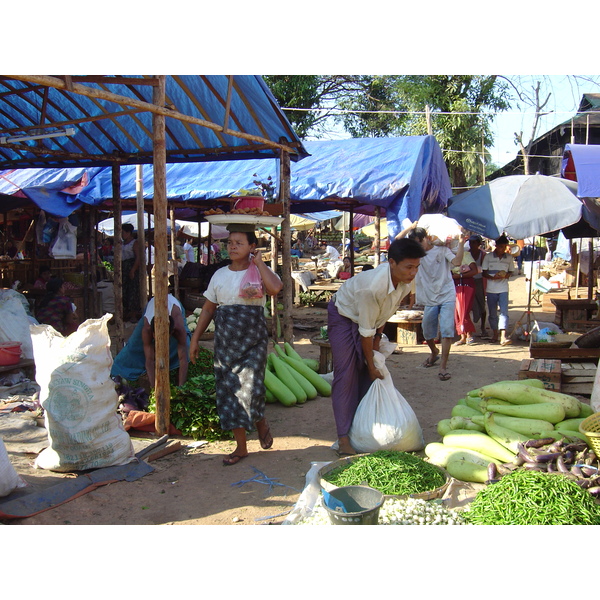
<box><xmin>464</xmin><ymin>469</ymin><xmax>600</xmax><ymax>525</ymax></box>
<box><xmin>323</xmin><ymin>450</ymin><xmax>446</xmax><ymax>496</ymax></box>
<box><xmin>149</xmin><ymin>346</ymin><xmax>232</xmax><ymax>442</ymax></box>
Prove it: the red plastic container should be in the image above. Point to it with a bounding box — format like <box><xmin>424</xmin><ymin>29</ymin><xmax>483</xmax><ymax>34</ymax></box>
<box><xmin>234</xmin><ymin>196</ymin><xmax>264</xmax><ymax>211</ymax></box>
<box><xmin>0</xmin><ymin>342</ymin><xmax>22</xmax><ymax>366</ymax></box>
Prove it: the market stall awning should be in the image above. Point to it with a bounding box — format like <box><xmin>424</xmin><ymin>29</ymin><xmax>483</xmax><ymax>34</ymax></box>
<box><xmin>0</xmin><ymin>75</ymin><xmax>308</xmax><ymax>169</ymax></box>
<box><xmin>7</xmin><ymin>136</ymin><xmax>449</xmax><ymax>232</ymax></box>
<box><xmin>0</xmin><ymin>167</ymin><xmax>106</xmax><ymax>217</ymax></box>
<box><xmin>562</xmin><ymin>143</ymin><xmax>600</xmax><ymax>198</ymax></box>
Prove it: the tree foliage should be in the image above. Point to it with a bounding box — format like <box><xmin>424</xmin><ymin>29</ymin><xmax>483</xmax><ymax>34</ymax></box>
<box><xmin>264</xmin><ymin>75</ymin><xmax>511</xmax><ymax>189</ymax></box>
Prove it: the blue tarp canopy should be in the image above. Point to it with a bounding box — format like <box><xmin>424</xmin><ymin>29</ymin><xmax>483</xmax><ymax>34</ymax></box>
<box><xmin>559</xmin><ymin>144</ymin><xmax>600</xmax><ymax>238</ymax></box>
<box><xmin>562</xmin><ymin>144</ymin><xmax>600</xmax><ymax>198</ymax></box>
<box><xmin>0</xmin><ymin>136</ymin><xmax>452</xmax><ymax>239</ymax></box>
<box><xmin>0</xmin><ymin>76</ymin><xmax>307</xmax><ymax>169</ymax></box>
<box><xmin>0</xmin><ymin>167</ymin><xmax>106</xmax><ymax>217</ymax></box>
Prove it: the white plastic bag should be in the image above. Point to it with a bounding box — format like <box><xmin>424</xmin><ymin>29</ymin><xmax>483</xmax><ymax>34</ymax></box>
<box><xmin>0</xmin><ymin>437</ymin><xmax>27</xmax><ymax>497</ymax></box>
<box><xmin>49</xmin><ymin>218</ymin><xmax>77</xmax><ymax>259</ymax></box>
<box><xmin>31</xmin><ymin>313</ymin><xmax>135</xmax><ymax>472</ymax></box>
<box><xmin>349</xmin><ymin>351</ymin><xmax>424</xmax><ymax>453</ymax></box>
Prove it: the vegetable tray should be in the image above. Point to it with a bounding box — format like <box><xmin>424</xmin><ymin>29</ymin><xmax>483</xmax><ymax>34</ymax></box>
<box><xmin>205</xmin><ymin>214</ymin><xmax>283</xmax><ymax>227</ymax></box>
<box><xmin>318</xmin><ymin>453</ymin><xmax>450</xmax><ymax>501</ymax></box>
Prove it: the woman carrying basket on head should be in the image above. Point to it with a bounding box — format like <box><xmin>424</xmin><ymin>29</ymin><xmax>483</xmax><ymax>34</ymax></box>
<box><xmin>189</xmin><ymin>224</ymin><xmax>283</xmax><ymax>466</ymax></box>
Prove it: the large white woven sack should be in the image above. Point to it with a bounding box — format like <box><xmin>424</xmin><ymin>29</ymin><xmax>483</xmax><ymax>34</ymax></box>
<box><xmin>31</xmin><ymin>314</ymin><xmax>135</xmax><ymax>472</ymax></box>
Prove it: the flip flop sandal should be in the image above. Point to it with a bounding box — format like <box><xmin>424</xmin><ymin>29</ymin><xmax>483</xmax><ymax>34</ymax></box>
<box><xmin>223</xmin><ymin>453</ymin><xmax>248</xmax><ymax>466</ymax></box>
<box><xmin>258</xmin><ymin>423</ymin><xmax>273</xmax><ymax>450</ymax></box>
<box><xmin>421</xmin><ymin>355</ymin><xmax>440</xmax><ymax>368</ymax></box>
<box><xmin>438</xmin><ymin>372</ymin><xmax>451</xmax><ymax>381</ymax></box>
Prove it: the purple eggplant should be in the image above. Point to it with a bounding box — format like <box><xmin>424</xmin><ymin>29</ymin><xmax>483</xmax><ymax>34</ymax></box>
<box><xmin>525</xmin><ymin>437</ymin><xmax>556</xmax><ymax>448</ymax></box>
<box><xmin>556</xmin><ymin>455</ymin><xmax>570</xmax><ymax>474</ymax></box>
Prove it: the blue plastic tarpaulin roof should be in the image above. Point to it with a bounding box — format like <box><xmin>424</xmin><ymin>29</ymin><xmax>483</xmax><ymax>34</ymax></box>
<box><xmin>562</xmin><ymin>144</ymin><xmax>600</xmax><ymax>198</ymax></box>
<box><xmin>0</xmin><ymin>75</ymin><xmax>307</xmax><ymax>169</ymax></box>
<box><xmin>0</xmin><ymin>167</ymin><xmax>106</xmax><ymax>217</ymax></box>
<box><xmin>0</xmin><ymin>136</ymin><xmax>452</xmax><ymax>238</ymax></box>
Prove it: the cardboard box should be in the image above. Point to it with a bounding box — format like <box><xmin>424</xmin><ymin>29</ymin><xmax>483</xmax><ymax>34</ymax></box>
<box><xmin>518</xmin><ymin>358</ymin><xmax>562</xmax><ymax>391</ymax></box>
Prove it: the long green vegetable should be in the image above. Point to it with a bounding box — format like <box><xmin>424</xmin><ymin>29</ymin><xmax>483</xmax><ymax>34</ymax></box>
<box><xmin>464</xmin><ymin>469</ymin><xmax>600</xmax><ymax>525</ymax></box>
<box><xmin>323</xmin><ymin>450</ymin><xmax>446</xmax><ymax>496</ymax></box>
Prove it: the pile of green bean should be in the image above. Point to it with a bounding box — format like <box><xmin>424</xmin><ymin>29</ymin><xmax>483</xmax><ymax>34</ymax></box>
<box><xmin>465</xmin><ymin>469</ymin><xmax>600</xmax><ymax>525</ymax></box>
<box><xmin>323</xmin><ymin>450</ymin><xmax>446</xmax><ymax>496</ymax></box>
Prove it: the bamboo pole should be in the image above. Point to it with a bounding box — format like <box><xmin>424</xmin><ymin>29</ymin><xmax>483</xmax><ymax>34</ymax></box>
<box><xmin>349</xmin><ymin>210</ymin><xmax>355</xmax><ymax>271</ymax></box>
<box><xmin>82</xmin><ymin>204</ymin><xmax>90</xmax><ymax>317</ymax></box>
<box><xmin>147</xmin><ymin>211</ymin><xmax>153</xmax><ymax>297</ymax></box>
<box><xmin>170</xmin><ymin>205</ymin><xmax>179</xmax><ymax>300</ymax></box>
<box><xmin>575</xmin><ymin>238</ymin><xmax>582</xmax><ymax>298</ymax></box>
<box><xmin>112</xmin><ymin>165</ymin><xmax>124</xmax><ymax>350</ymax></box>
<box><xmin>136</xmin><ymin>164</ymin><xmax>148</xmax><ymax>306</ymax></box>
<box><xmin>279</xmin><ymin>146</ymin><xmax>293</xmax><ymax>344</ymax></box>
<box><xmin>90</xmin><ymin>206</ymin><xmax>99</xmax><ymax>317</ymax></box>
<box><xmin>374</xmin><ymin>207</ymin><xmax>381</xmax><ymax>267</ymax></box>
<box><xmin>152</xmin><ymin>76</ymin><xmax>171</xmax><ymax>437</ymax></box>
<box><xmin>588</xmin><ymin>239</ymin><xmax>594</xmax><ymax>301</ymax></box>
<box><xmin>270</xmin><ymin>226</ymin><xmax>278</xmax><ymax>340</ymax></box>
<box><xmin>425</xmin><ymin>104</ymin><xmax>433</xmax><ymax>135</ymax></box>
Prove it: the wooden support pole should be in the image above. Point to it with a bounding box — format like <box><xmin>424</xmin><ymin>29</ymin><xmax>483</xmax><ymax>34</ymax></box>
<box><xmin>374</xmin><ymin>207</ymin><xmax>381</xmax><ymax>267</ymax></box>
<box><xmin>270</xmin><ymin>225</ymin><xmax>278</xmax><ymax>340</ymax></box>
<box><xmin>279</xmin><ymin>146</ymin><xmax>293</xmax><ymax>344</ymax></box>
<box><xmin>136</xmin><ymin>164</ymin><xmax>148</xmax><ymax>307</ymax></box>
<box><xmin>112</xmin><ymin>165</ymin><xmax>124</xmax><ymax>350</ymax></box>
<box><xmin>82</xmin><ymin>205</ymin><xmax>90</xmax><ymax>317</ymax></box>
<box><xmin>588</xmin><ymin>239</ymin><xmax>594</xmax><ymax>301</ymax></box>
<box><xmin>152</xmin><ymin>76</ymin><xmax>171</xmax><ymax>437</ymax></box>
<box><xmin>170</xmin><ymin>204</ymin><xmax>179</xmax><ymax>300</ymax></box>
<box><xmin>90</xmin><ymin>207</ymin><xmax>99</xmax><ymax>317</ymax></box>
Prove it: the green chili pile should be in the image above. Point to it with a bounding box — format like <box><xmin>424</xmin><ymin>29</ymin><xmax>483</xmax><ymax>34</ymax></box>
<box><xmin>323</xmin><ymin>450</ymin><xmax>446</xmax><ymax>496</ymax></box>
<box><xmin>464</xmin><ymin>469</ymin><xmax>600</xmax><ymax>525</ymax></box>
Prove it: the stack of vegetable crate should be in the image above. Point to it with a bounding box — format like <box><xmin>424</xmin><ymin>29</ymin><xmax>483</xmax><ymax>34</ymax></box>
<box><xmin>426</xmin><ymin>379</ymin><xmax>597</xmax><ymax>488</ymax></box>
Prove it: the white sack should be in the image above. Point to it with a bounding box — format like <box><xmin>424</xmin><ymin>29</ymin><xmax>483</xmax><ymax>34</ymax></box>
<box><xmin>417</xmin><ymin>214</ymin><xmax>462</xmax><ymax>246</ymax></box>
<box><xmin>0</xmin><ymin>293</ymin><xmax>34</xmax><ymax>359</ymax></box>
<box><xmin>0</xmin><ymin>437</ymin><xmax>27</xmax><ymax>497</ymax></box>
<box><xmin>31</xmin><ymin>314</ymin><xmax>135</xmax><ymax>472</ymax></box>
<box><xmin>349</xmin><ymin>350</ymin><xmax>424</xmax><ymax>453</ymax></box>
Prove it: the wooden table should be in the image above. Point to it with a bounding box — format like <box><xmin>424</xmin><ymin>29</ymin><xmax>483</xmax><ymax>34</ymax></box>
<box><xmin>386</xmin><ymin>316</ymin><xmax>424</xmax><ymax>346</ymax></box>
<box><xmin>0</xmin><ymin>358</ymin><xmax>35</xmax><ymax>380</ymax></box>
<box><xmin>309</xmin><ymin>335</ymin><xmax>333</xmax><ymax>374</ymax></box>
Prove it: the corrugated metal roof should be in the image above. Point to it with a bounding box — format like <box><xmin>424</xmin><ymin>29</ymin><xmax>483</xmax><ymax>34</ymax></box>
<box><xmin>0</xmin><ymin>75</ymin><xmax>308</xmax><ymax>169</ymax></box>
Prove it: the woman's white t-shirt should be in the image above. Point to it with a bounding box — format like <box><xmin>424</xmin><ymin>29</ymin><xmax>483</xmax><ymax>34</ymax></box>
<box><xmin>204</xmin><ymin>264</ymin><xmax>276</xmax><ymax>307</ymax></box>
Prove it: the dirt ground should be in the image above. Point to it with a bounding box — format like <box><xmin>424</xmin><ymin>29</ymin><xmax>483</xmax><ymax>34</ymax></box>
<box><xmin>0</xmin><ymin>273</ymin><xmax>583</xmax><ymax>526</ymax></box>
